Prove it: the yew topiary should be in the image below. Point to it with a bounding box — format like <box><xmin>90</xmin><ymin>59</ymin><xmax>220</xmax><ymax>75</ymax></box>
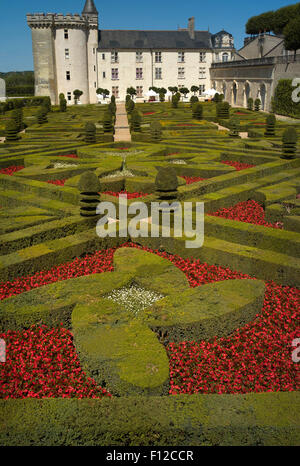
<box><xmin>247</xmin><ymin>98</ymin><xmax>254</xmax><ymax>111</ymax></box>
<box><xmin>130</xmin><ymin>109</ymin><xmax>142</xmax><ymax>132</ymax></box>
<box><xmin>255</xmin><ymin>98</ymin><xmax>261</xmax><ymax>111</ymax></box>
<box><xmin>37</xmin><ymin>107</ymin><xmax>48</xmax><ymax>124</ymax></box>
<box><xmin>216</xmin><ymin>102</ymin><xmax>230</xmax><ymax>119</ymax></box>
<box><xmin>150</xmin><ymin>121</ymin><xmax>162</xmax><ymax>142</ymax></box>
<box><xmin>265</xmin><ymin>114</ymin><xmax>276</xmax><ymax>137</ymax></box>
<box><xmin>229</xmin><ymin>117</ymin><xmax>240</xmax><ymax>137</ymax></box>
<box><xmin>78</xmin><ymin>171</ymin><xmax>101</xmax><ymax>217</ymax></box>
<box><xmin>155</xmin><ymin>166</ymin><xmax>178</xmax><ymax>200</ymax></box>
<box><xmin>85</xmin><ymin>122</ymin><xmax>96</xmax><ymax>143</ymax></box>
<box><xmin>282</xmin><ymin>127</ymin><xmax>298</xmax><ymax>158</ymax></box>
<box><xmin>192</xmin><ymin>102</ymin><xmax>203</xmax><ymax>120</ymax></box>
<box><xmin>5</xmin><ymin>119</ymin><xmax>20</xmax><ymax>142</ymax></box>
<box><xmin>103</xmin><ymin>112</ymin><xmax>113</xmax><ymax>133</ymax></box>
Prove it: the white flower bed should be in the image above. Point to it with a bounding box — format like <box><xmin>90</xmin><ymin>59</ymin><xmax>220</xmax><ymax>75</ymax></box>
<box><xmin>102</xmin><ymin>169</ymin><xmax>134</xmax><ymax>179</ymax></box>
<box><xmin>169</xmin><ymin>159</ymin><xmax>187</xmax><ymax>165</ymax></box>
<box><xmin>106</xmin><ymin>284</ymin><xmax>164</xmax><ymax>316</ymax></box>
<box><xmin>53</xmin><ymin>162</ymin><xmax>78</xmax><ymax>169</ymax></box>
<box><xmin>103</xmin><ymin>150</ymin><xmax>144</xmax><ymax>157</ymax></box>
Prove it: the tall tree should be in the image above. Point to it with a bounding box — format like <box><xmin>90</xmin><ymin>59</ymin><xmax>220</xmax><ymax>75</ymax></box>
<box><xmin>284</xmin><ymin>16</ymin><xmax>300</xmax><ymax>60</ymax></box>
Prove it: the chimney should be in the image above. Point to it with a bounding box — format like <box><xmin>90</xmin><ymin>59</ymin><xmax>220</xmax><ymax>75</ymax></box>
<box><xmin>188</xmin><ymin>17</ymin><xmax>195</xmax><ymax>40</ymax></box>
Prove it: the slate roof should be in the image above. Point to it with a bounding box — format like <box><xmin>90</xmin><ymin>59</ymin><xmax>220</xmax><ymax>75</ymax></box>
<box><xmin>98</xmin><ymin>30</ymin><xmax>213</xmax><ymax>50</ymax></box>
<box><xmin>82</xmin><ymin>0</ymin><xmax>98</xmax><ymax>14</ymax></box>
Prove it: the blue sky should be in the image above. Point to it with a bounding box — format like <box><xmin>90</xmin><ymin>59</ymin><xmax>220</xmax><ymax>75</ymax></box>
<box><xmin>0</xmin><ymin>0</ymin><xmax>296</xmax><ymax>72</ymax></box>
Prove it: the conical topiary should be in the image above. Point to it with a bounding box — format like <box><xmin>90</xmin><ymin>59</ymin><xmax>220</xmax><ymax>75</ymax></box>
<box><xmin>282</xmin><ymin>127</ymin><xmax>298</xmax><ymax>158</ymax></box>
<box><xmin>85</xmin><ymin>122</ymin><xmax>96</xmax><ymax>143</ymax></box>
<box><xmin>254</xmin><ymin>99</ymin><xmax>261</xmax><ymax>111</ymax></box>
<box><xmin>130</xmin><ymin>109</ymin><xmax>142</xmax><ymax>132</ymax></box>
<box><xmin>126</xmin><ymin>99</ymin><xmax>135</xmax><ymax>114</ymax></box>
<box><xmin>78</xmin><ymin>171</ymin><xmax>101</xmax><ymax>217</ymax></box>
<box><xmin>216</xmin><ymin>102</ymin><xmax>230</xmax><ymax>119</ymax></box>
<box><xmin>192</xmin><ymin>102</ymin><xmax>203</xmax><ymax>120</ymax></box>
<box><xmin>11</xmin><ymin>108</ymin><xmax>23</xmax><ymax>131</ymax></box>
<box><xmin>150</xmin><ymin>121</ymin><xmax>162</xmax><ymax>143</ymax></box>
<box><xmin>229</xmin><ymin>117</ymin><xmax>240</xmax><ymax>137</ymax></box>
<box><xmin>43</xmin><ymin>97</ymin><xmax>51</xmax><ymax>113</ymax></box>
<box><xmin>265</xmin><ymin>114</ymin><xmax>276</xmax><ymax>137</ymax></box>
<box><xmin>103</xmin><ymin>112</ymin><xmax>113</xmax><ymax>133</ymax></box>
<box><xmin>171</xmin><ymin>94</ymin><xmax>179</xmax><ymax>108</ymax></box>
<box><xmin>5</xmin><ymin>119</ymin><xmax>20</xmax><ymax>142</ymax></box>
<box><xmin>60</xmin><ymin>98</ymin><xmax>67</xmax><ymax>112</ymax></box>
<box><xmin>155</xmin><ymin>166</ymin><xmax>178</xmax><ymax>200</ymax></box>
<box><xmin>37</xmin><ymin>107</ymin><xmax>48</xmax><ymax>124</ymax></box>
<box><xmin>247</xmin><ymin>98</ymin><xmax>253</xmax><ymax>111</ymax></box>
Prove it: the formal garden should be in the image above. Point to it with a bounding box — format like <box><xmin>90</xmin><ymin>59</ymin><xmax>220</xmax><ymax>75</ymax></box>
<box><xmin>0</xmin><ymin>94</ymin><xmax>299</xmax><ymax>445</ymax></box>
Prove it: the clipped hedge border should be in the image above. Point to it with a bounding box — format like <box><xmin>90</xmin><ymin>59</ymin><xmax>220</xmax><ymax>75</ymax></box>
<box><xmin>0</xmin><ymin>392</ymin><xmax>299</xmax><ymax>446</ymax></box>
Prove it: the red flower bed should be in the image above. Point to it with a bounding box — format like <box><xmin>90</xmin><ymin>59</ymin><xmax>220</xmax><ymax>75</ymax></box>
<box><xmin>0</xmin><ymin>249</ymin><xmax>114</xmax><ymax>301</ymax></box>
<box><xmin>0</xmin><ymin>325</ymin><xmax>111</xmax><ymax>399</ymax></box>
<box><xmin>235</xmin><ymin>112</ymin><xmax>248</xmax><ymax>115</ymax></box>
<box><xmin>221</xmin><ymin>160</ymin><xmax>256</xmax><ymax>171</ymax></box>
<box><xmin>103</xmin><ymin>190</ymin><xmax>149</xmax><ymax>199</ymax></box>
<box><xmin>47</xmin><ymin>179</ymin><xmax>67</xmax><ymax>186</ymax></box>
<box><xmin>0</xmin><ymin>166</ymin><xmax>25</xmax><ymax>176</ymax></box>
<box><xmin>180</xmin><ymin>176</ymin><xmax>206</xmax><ymax>185</ymax></box>
<box><xmin>208</xmin><ymin>200</ymin><xmax>283</xmax><ymax>229</ymax></box>
<box><xmin>143</xmin><ymin>112</ymin><xmax>156</xmax><ymax>115</ymax></box>
<box><xmin>168</xmin><ymin>281</ymin><xmax>300</xmax><ymax>395</ymax></box>
<box><xmin>0</xmin><ymin>243</ymin><xmax>298</xmax><ymax>398</ymax></box>
<box><xmin>59</xmin><ymin>154</ymin><xmax>78</xmax><ymax>159</ymax></box>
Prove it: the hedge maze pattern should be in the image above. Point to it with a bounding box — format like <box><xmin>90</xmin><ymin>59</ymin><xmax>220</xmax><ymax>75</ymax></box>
<box><xmin>0</xmin><ymin>101</ymin><xmax>299</xmax><ymax>445</ymax></box>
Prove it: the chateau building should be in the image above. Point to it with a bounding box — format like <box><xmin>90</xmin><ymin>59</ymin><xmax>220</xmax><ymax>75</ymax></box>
<box><xmin>210</xmin><ymin>33</ymin><xmax>300</xmax><ymax>111</ymax></box>
<box><xmin>27</xmin><ymin>0</ymin><xmax>235</xmax><ymax>104</ymax></box>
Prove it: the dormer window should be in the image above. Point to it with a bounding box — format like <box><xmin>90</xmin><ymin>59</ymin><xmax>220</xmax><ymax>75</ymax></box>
<box><xmin>222</xmin><ymin>53</ymin><xmax>229</xmax><ymax>62</ymax></box>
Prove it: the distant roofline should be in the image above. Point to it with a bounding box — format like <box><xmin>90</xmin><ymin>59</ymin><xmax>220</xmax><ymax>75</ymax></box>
<box><xmin>100</xmin><ymin>29</ymin><xmax>211</xmax><ymax>32</ymax></box>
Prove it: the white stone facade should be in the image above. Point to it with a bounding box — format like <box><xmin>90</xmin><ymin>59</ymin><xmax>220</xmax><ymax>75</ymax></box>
<box><xmin>27</xmin><ymin>1</ymin><xmax>235</xmax><ymax>105</ymax></box>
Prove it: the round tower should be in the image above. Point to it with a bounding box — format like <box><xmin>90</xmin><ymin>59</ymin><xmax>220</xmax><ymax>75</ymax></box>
<box><xmin>82</xmin><ymin>0</ymin><xmax>99</xmax><ymax>104</ymax></box>
<box><xmin>27</xmin><ymin>1</ymin><xmax>99</xmax><ymax>105</ymax></box>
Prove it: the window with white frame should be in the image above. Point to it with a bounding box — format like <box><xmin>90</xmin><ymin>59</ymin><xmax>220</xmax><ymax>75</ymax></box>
<box><xmin>136</xmin><ymin>68</ymin><xmax>143</xmax><ymax>79</ymax></box>
<box><xmin>155</xmin><ymin>52</ymin><xmax>162</xmax><ymax>63</ymax></box>
<box><xmin>65</xmin><ymin>49</ymin><xmax>70</xmax><ymax>59</ymax></box>
<box><xmin>111</xmin><ymin>68</ymin><xmax>118</xmax><ymax>80</ymax></box>
<box><xmin>64</xmin><ymin>29</ymin><xmax>69</xmax><ymax>39</ymax></box>
<box><xmin>155</xmin><ymin>68</ymin><xmax>162</xmax><ymax>80</ymax></box>
<box><xmin>178</xmin><ymin>52</ymin><xmax>185</xmax><ymax>63</ymax></box>
<box><xmin>178</xmin><ymin>67</ymin><xmax>185</xmax><ymax>79</ymax></box>
<box><xmin>199</xmin><ymin>84</ymin><xmax>205</xmax><ymax>95</ymax></box>
<box><xmin>136</xmin><ymin>86</ymin><xmax>143</xmax><ymax>97</ymax></box>
<box><xmin>199</xmin><ymin>67</ymin><xmax>206</xmax><ymax>79</ymax></box>
<box><xmin>111</xmin><ymin>51</ymin><xmax>119</xmax><ymax>63</ymax></box>
<box><xmin>222</xmin><ymin>53</ymin><xmax>229</xmax><ymax>62</ymax></box>
<box><xmin>136</xmin><ymin>51</ymin><xmax>143</xmax><ymax>63</ymax></box>
<box><xmin>112</xmin><ymin>86</ymin><xmax>119</xmax><ymax>98</ymax></box>
<box><xmin>66</xmin><ymin>71</ymin><xmax>71</xmax><ymax>81</ymax></box>
<box><xmin>199</xmin><ymin>52</ymin><xmax>206</xmax><ymax>62</ymax></box>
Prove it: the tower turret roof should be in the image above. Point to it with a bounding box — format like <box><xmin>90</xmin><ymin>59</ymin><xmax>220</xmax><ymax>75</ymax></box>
<box><xmin>82</xmin><ymin>0</ymin><xmax>98</xmax><ymax>15</ymax></box>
